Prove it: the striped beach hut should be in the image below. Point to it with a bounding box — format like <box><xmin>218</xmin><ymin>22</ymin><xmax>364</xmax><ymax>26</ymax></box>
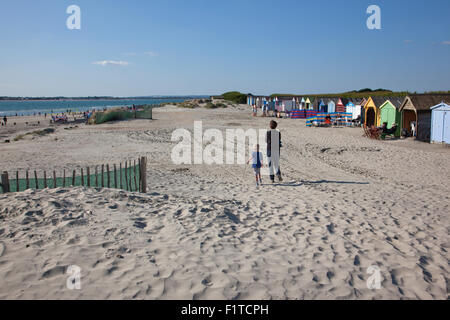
<box><xmin>336</xmin><ymin>98</ymin><xmax>348</xmax><ymax>113</ymax></box>
<box><xmin>247</xmin><ymin>94</ymin><xmax>255</xmax><ymax>106</ymax></box>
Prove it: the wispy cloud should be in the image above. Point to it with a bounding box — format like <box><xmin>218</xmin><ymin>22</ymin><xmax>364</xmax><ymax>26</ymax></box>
<box><xmin>442</xmin><ymin>41</ymin><xmax>450</xmax><ymax>45</ymax></box>
<box><xmin>144</xmin><ymin>51</ymin><xmax>158</xmax><ymax>57</ymax></box>
<box><xmin>93</xmin><ymin>60</ymin><xmax>129</xmax><ymax>67</ymax></box>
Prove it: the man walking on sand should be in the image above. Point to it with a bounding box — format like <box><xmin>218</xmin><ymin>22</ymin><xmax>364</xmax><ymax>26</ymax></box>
<box><xmin>267</xmin><ymin>120</ymin><xmax>283</xmax><ymax>183</ymax></box>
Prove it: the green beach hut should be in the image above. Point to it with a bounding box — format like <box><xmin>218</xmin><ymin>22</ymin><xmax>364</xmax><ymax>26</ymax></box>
<box><xmin>379</xmin><ymin>98</ymin><xmax>404</xmax><ymax>137</ymax></box>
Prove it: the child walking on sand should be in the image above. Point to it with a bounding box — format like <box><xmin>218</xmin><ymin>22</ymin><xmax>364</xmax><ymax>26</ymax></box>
<box><xmin>247</xmin><ymin>144</ymin><xmax>263</xmax><ymax>187</ymax></box>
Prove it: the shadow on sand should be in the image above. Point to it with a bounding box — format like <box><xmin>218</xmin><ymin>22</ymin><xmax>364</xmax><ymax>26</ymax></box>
<box><xmin>261</xmin><ymin>180</ymin><xmax>369</xmax><ymax>187</ymax></box>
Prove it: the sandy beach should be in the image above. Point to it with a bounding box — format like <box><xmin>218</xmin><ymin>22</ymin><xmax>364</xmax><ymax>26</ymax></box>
<box><xmin>0</xmin><ymin>104</ymin><xmax>449</xmax><ymax>300</ymax></box>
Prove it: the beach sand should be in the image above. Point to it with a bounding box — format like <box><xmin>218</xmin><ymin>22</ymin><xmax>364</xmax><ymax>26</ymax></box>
<box><xmin>0</xmin><ymin>104</ymin><xmax>449</xmax><ymax>299</ymax></box>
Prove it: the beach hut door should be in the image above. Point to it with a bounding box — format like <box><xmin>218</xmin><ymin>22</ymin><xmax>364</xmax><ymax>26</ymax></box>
<box><xmin>444</xmin><ymin>112</ymin><xmax>450</xmax><ymax>144</ymax></box>
<box><xmin>432</xmin><ymin>111</ymin><xmax>444</xmax><ymax>142</ymax></box>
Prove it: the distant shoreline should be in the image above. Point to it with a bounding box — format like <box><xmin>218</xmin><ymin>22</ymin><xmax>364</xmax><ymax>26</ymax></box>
<box><xmin>0</xmin><ymin>96</ymin><xmax>209</xmax><ymax>102</ymax></box>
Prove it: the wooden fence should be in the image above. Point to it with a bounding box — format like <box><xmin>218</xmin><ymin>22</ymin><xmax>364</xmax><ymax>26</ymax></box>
<box><xmin>0</xmin><ymin>157</ymin><xmax>147</xmax><ymax>194</ymax></box>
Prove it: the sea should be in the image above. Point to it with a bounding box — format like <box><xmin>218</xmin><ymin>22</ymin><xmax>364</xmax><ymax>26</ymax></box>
<box><xmin>0</xmin><ymin>97</ymin><xmax>205</xmax><ymax>116</ymax></box>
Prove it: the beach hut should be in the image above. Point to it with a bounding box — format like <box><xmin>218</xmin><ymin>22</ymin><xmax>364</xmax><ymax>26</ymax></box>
<box><xmin>247</xmin><ymin>94</ymin><xmax>255</xmax><ymax>106</ymax></box>
<box><xmin>430</xmin><ymin>102</ymin><xmax>450</xmax><ymax>144</ymax></box>
<box><xmin>278</xmin><ymin>96</ymin><xmax>296</xmax><ymax>111</ymax></box>
<box><xmin>319</xmin><ymin>99</ymin><xmax>328</xmax><ymax>112</ymax></box>
<box><xmin>312</xmin><ymin>98</ymin><xmax>323</xmax><ymax>112</ymax></box>
<box><xmin>363</xmin><ymin>97</ymin><xmax>387</xmax><ymax>127</ymax></box>
<box><xmin>346</xmin><ymin>101</ymin><xmax>361</xmax><ymax>120</ymax></box>
<box><xmin>305</xmin><ymin>98</ymin><xmax>312</xmax><ymax>110</ymax></box>
<box><xmin>300</xmin><ymin>98</ymin><xmax>306</xmax><ymax>110</ymax></box>
<box><xmin>379</xmin><ymin>98</ymin><xmax>404</xmax><ymax>137</ymax></box>
<box><xmin>358</xmin><ymin>98</ymin><xmax>367</xmax><ymax>123</ymax></box>
<box><xmin>399</xmin><ymin>94</ymin><xmax>450</xmax><ymax>142</ymax></box>
<box><xmin>327</xmin><ymin>99</ymin><xmax>336</xmax><ymax>113</ymax></box>
<box><xmin>336</xmin><ymin>98</ymin><xmax>348</xmax><ymax>113</ymax></box>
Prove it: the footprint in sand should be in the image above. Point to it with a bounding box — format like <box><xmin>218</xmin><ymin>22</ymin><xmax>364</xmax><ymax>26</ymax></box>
<box><xmin>41</xmin><ymin>265</ymin><xmax>67</xmax><ymax>279</ymax></box>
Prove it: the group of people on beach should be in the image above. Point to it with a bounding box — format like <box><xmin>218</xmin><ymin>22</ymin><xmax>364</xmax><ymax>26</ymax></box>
<box><xmin>252</xmin><ymin>105</ymin><xmax>270</xmax><ymax>117</ymax></box>
<box><xmin>247</xmin><ymin>120</ymin><xmax>283</xmax><ymax>187</ymax></box>
<box><xmin>368</xmin><ymin>122</ymin><xmax>399</xmax><ymax>138</ymax></box>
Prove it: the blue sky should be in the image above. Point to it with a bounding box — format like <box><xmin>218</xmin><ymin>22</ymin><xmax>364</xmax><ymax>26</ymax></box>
<box><xmin>0</xmin><ymin>0</ymin><xmax>449</xmax><ymax>96</ymax></box>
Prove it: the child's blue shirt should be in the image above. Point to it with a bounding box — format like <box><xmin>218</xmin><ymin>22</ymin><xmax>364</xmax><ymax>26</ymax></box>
<box><xmin>252</xmin><ymin>151</ymin><xmax>263</xmax><ymax>168</ymax></box>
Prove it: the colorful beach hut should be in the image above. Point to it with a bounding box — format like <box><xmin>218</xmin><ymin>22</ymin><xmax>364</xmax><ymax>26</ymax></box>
<box><xmin>305</xmin><ymin>98</ymin><xmax>312</xmax><ymax>110</ymax></box>
<box><xmin>247</xmin><ymin>94</ymin><xmax>255</xmax><ymax>106</ymax></box>
<box><xmin>346</xmin><ymin>100</ymin><xmax>361</xmax><ymax>120</ymax></box>
<box><xmin>327</xmin><ymin>99</ymin><xmax>336</xmax><ymax>113</ymax></box>
<box><xmin>312</xmin><ymin>98</ymin><xmax>325</xmax><ymax>112</ymax></box>
<box><xmin>278</xmin><ymin>96</ymin><xmax>296</xmax><ymax>111</ymax></box>
<box><xmin>336</xmin><ymin>98</ymin><xmax>348</xmax><ymax>113</ymax></box>
<box><xmin>363</xmin><ymin>97</ymin><xmax>388</xmax><ymax>127</ymax></box>
<box><xmin>379</xmin><ymin>98</ymin><xmax>404</xmax><ymax>137</ymax></box>
<box><xmin>319</xmin><ymin>99</ymin><xmax>328</xmax><ymax>112</ymax></box>
<box><xmin>399</xmin><ymin>94</ymin><xmax>450</xmax><ymax>142</ymax></box>
<box><xmin>430</xmin><ymin>102</ymin><xmax>450</xmax><ymax>144</ymax></box>
<box><xmin>300</xmin><ymin>98</ymin><xmax>306</xmax><ymax>110</ymax></box>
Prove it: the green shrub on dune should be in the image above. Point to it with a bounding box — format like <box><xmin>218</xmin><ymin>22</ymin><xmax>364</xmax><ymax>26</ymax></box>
<box><xmin>205</xmin><ymin>102</ymin><xmax>218</xmax><ymax>109</ymax></box>
<box><xmin>178</xmin><ymin>101</ymin><xmax>198</xmax><ymax>109</ymax></box>
<box><xmin>222</xmin><ymin>91</ymin><xmax>247</xmax><ymax>104</ymax></box>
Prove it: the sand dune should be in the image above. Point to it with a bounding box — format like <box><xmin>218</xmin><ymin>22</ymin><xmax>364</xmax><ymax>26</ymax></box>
<box><xmin>0</xmin><ymin>105</ymin><xmax>449</xmax><ymax>299</ymax></box>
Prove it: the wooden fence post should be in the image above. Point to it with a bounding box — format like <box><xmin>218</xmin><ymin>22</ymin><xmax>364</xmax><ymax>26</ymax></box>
<box><xmin>140</xmin><ymin>157</ymin><xmax>147</xmax><ymax>193</ymax></box>
<box><xmin>125</xmin><ymin>161</ymin><xmax>128</xmax><ymax>191</ymax></box>
<box><xmin>128</xmin><ymin>161</ymin><xmax>132</xmax><ymax>191</ymax></box>
<box><xmin>107</xmin><ymin>164</ymin><xmax>111</xmax><ymax>188</ymax></box>
<box><xmin>95</xmin><ymin>166</ymin><xmax>98</xmax><ymax>187</ymax></box>
<box><xmin>26</xmin><ymin>170</ymin><xmax>29</xmax><ymax>190</ymax></box>
<box><xmin>34</xmin><ymin>171</ymin><xmax>38</xmax><ymax>189</ymax></box>
<box><xmin>81</xmin><ymin>168</ymin><xmax>85</xmax><ymax>186</ymax></box>
<box><xmin>72</xmin><ymin>170</ymin><xmax>76</xmax><ymax>186</ymax></box>
<box><xmin>138</xmin><ymin>158</ymin><xmax>141</xmax><ymax>192</ymax></box>
<box><xmin>134</xmin><ymin>160</ymin><xmax>138</xmax><ymax>192</ymax></box>
<box><xmin>120</xmin><ymin>163</ymin><xmax>123</xmax><ymax>189</ymax></box>
<box><xmin>16</xmin><ymin>171</ymin><xmax>19</xmax><ymax>192</ymax></box>
<box><xmin>43</xmin><ymin>171</ymin><xmax>47</xmax><ymax>189</ymax></box>
<box><xmin>53</xmin><ymin>171</ymin><xmax>57</xmax><ymax>188</ymax></box>
<box><xmin>1</xmin><ymin>172</ymin><xmax>10</xmax><ymax>193</ymax></box>
<box><xmin>101</xmin><ymin>165</ymin><xmax>105</xmax><ymax>188</ymax></box>
<box><xmin>114</xmin><ymin>164</ymin><xmax>117</xmax><ymax>189</ymax></box>
<box><xmin>87</xmin><ymin>167</ymin><xmax>90</xmax><ymax>187</ymax></box>
<box><xmin>63</xmin><ymin>170</ymin><xmax>66</xmax><ymax>187</ymax></box>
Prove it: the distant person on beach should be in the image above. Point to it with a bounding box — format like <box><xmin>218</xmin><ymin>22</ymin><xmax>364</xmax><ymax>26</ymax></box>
<box><xmin>247</xmin><ymin>144</ymin><xmax>264</xmax><ymax>187</ymax></box>
<box><xmin>3</xmin><ymin>116</ymin><xmax>7</xmax><ymax>127</ymax></box>
<box><xmin>267</xmin><ymin>120</ymin><xmax>283</xmax><ymax>183</ymax></box>
<box><xmin>252</xmin><ymin>105</ymin><xmax>257</xmax><ymax>117</ymax></box>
